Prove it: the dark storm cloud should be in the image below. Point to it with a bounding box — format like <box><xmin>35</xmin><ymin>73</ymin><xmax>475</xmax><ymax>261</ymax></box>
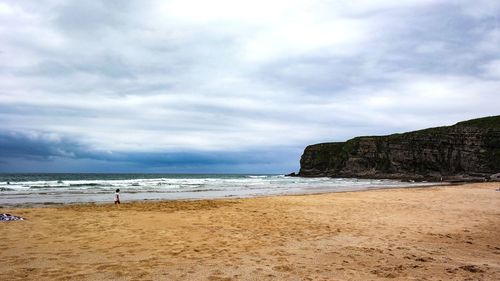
<box><xmin>0</xmin><ymin>131</ymin><xmax>300</xmax><ymax>172</ymax></box>
<box><xmin>0</xmin><ymin>131</ymin><xmax>100</xmax><ymax>160</ymax></box>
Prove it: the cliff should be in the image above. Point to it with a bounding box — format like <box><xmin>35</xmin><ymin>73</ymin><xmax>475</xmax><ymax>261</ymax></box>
<box><xmin>298</xmin><ymin>116</ymin><xmax>500</xmax><ymax>181</ymax></box>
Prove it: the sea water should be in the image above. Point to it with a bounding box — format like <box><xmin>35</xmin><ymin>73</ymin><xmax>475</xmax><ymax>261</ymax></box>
<box><xmin>0</xmin><ymin>173</ymin><xmax>439</xmax><ymax>206</ymax></box>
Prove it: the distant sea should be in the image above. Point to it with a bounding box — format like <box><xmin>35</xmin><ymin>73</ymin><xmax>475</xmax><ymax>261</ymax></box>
<box><xmin>0</xmin><ymin>173</ymin><xmax>439</xmax><ymax>206</ymax></box>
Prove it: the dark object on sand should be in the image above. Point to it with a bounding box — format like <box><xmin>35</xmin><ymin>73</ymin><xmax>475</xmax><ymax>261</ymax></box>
<box><xmin>459</xmin><ymin>265</ymin><xmax>484</xmax><ymax>273</ymax></box>
<box><xmin>0</xmin><ymin>213</ymin><xmax>25</xmax><ymax>221</ymax></box>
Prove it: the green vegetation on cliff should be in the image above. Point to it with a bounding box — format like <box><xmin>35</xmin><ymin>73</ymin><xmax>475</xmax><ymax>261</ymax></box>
<box><xmin>456</xmin><ymin>115</ymin><xmax>500</xmax><ymax>129</ymax></box>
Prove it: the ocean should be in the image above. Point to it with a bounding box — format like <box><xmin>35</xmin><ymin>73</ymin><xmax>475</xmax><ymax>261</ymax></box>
<box><xmin>0</xmin><ymin>173</ymin><xmax>439</xmax><ymax>206</ymax></box>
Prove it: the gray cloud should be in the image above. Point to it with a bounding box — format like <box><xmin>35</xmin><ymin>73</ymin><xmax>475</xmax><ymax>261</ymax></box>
<box><xmin>0</xmin><ymin>131</ymin><xmax>301</xmax><ymax>173</ymax></box>
<box><xmin>0</xmin><ymin>0</ymin><xmax>499</xmax><ymax>172</ymax></box>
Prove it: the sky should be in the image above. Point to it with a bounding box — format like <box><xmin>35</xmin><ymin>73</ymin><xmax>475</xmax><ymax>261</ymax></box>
<box><xmin>0</xmin><ymin>0</ymin><xmax>499</xmax><ymax>173</ymax></box>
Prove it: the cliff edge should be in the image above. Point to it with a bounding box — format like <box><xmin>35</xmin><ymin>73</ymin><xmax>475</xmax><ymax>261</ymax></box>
<box><xmin>298</xmin><ymin>116</ymin><xmax>500</xmax><ymax>181</ymax></box>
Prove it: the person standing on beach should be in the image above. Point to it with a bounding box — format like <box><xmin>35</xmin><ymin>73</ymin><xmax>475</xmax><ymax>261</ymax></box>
<box><xmin>114</xmin><ymin>189</ymin><xmax>120</xmax><ymax>204</ymax></box>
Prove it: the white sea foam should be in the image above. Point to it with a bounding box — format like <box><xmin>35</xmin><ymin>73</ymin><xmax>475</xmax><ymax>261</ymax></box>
<box><xmin>0</xmin><ymin>174</ymin><xmax>440</xmax><ymax>206</ymax></box>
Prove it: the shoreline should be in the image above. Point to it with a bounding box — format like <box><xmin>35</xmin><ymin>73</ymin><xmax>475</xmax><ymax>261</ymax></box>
<box><xmin>0</xmin><ymin>181</ymin><xmax>449</xmax><ymax>209</ymax></box>
<box><xmin>1</xmin><ymin>182</ymin><xmax>499</xmax><ymax>280</ymax></box>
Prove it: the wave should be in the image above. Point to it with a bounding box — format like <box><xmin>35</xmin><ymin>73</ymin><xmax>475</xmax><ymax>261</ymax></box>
<box><xmin>69</xmin><ymin>183</ymin><xmax>104</xmax><ymax>187</ymax></box>
<box><xmin>29</xmin><ymin>185</ymin><xmax>58</xmax><ymax>189</ymax></box>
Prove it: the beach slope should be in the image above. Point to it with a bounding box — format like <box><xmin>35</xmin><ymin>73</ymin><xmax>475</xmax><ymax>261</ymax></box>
<box><xmin>1</xmin><ymin>183</ymin><xmax>499</xmax><ymax>280</ymax></box>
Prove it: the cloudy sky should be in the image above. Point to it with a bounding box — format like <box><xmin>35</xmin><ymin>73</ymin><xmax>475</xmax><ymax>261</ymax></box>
<box><xmin>0</xmin><ymin>0</ymin><xmax>499</xmax><ymax>173</ymax></box>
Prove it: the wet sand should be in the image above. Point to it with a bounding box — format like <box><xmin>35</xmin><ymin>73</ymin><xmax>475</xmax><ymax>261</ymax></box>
<box><xmin>1</xmin><ymin>182</ymin><xmax>499</xmax><ymax>280</ymax></box>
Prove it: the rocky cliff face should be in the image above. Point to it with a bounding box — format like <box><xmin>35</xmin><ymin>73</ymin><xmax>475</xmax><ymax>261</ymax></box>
<box><xmin>298</xmin><ymin>116</ymin><xmax>500</xmax><ymax>181</ymax></box>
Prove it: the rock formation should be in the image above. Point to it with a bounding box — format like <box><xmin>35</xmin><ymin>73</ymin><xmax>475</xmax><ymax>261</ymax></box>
<box><xmin>298</xmin><ymin>116</ymin><xmax>500</xmax><ymax>181</ymax></box>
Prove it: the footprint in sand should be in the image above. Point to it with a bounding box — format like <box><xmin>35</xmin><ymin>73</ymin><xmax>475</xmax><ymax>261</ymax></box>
<box><xmin>208</xmin><ymin>276</ymin><xmax>233</xmax><ymax>281</ymax></box>
<box><xmin>273</xmin><ymin>265</ymin><xmax>293</xmax><ymax>272</ymax></box>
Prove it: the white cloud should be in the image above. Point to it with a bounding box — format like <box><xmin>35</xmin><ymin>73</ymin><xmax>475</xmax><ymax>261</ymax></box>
<box><xmin>0</xmin><ymin>0</ymin><xmax>499</xmax><ymax>162</ymax></box>
<box><xmin>415</xmin><ymin>41</ymin><xmax>446</xmax><ymax>54</ymax></box>
<box><xmin>481</xmin><ymin>59</ymin><xmax>500</xmax><ymax>78</ymax></box>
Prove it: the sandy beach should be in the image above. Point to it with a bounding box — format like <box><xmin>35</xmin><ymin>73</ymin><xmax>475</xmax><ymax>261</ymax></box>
<box><xmin>1</xmin><ymin>183</ymin><xmax>499</xmax><ymax>280</ymax></box>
